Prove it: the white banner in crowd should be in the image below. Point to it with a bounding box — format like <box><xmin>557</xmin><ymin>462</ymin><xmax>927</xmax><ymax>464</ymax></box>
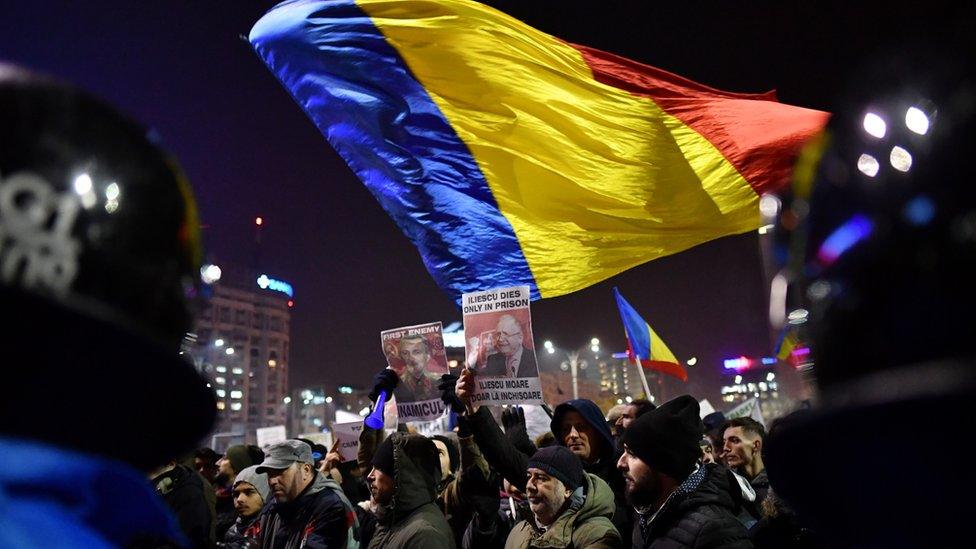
<box><xmin>332</xmin><ymin>421</ymin><xmax>363</xmax><ymax>463</ymax></box>
<box><xmin>725</xmin><ymin>397</ymin><xmax>766</xmax><ymax>427</ymax></box>
<box><xmin>380</xmin><ymin>321</ymin><xmax>451</xmax><ymax>422</ymax></box>
<box><xmin>255</xmin><ymin>425</ymin><xmax>287</xmax><ymax>449</ymax></box>
<box><xmin>462</xmin><ymin>286</ymin><xmax>543</xmax><ymax>406</ymax></box>
<box><xmin>411</xmin><ymin>413</ymin><xmax>453</xmax><ymax>437</ymax></box>
<box><xmin>698</xmin><ymin>399</ymin><xmax>716</xmax><ymax>418</ymax></box>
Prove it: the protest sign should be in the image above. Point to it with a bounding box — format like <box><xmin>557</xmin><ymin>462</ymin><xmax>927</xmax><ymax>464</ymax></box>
<box><xmin>698</xmin><ymin>399</ymin><xmax>716</xmax><ymax>418</ymax></box>
<box><xmin>726</xmin><ymin>397</ymin><xmax>766</xmax><ymax>427</ymax></box>
<box><xmin>331</xmin><ymin>421</ymin><xmax>363</xmax><ymax>463</ymax></box>
<box><xmin>462</xmin><ymin>286</ymin><xmax>544</xmax><ymax>405</ymax></box>
<box><xmin>411</xmin><ymin>413</ymin><xmax>453</xmax><ymax>437</ymax></box>
<box><xmin>381</xmin><ymin>321</ymin><xmax>450</xmax><ymax>422</ymax></box>
<box><xmin>255</xmin><ymin>425</ymin><xmax>287</xmax><ymax>449</ymax></box>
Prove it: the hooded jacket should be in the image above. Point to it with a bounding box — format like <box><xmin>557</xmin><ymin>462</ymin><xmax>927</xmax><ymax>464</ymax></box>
<box><xmin>504</xmin><ymin>472</ymin><xmax>621</xmax><ymax>549</ymax></box>
<box><xmin>254</xmin><ymin>470</ymin><xmax>358</xmax><ymax>549</ymax></box>
<box><xmin>368</xmin><ymin>433</ymin><xmax>456</xmax><ymax>548</ymax></box>
<box><xmin>633</xmin><ymin>463</ymin><xmax>752</xmax><ymax>549</ymax></box>
<box><xmin>152</xmin><ymin>463</ymin><xmax>215</xmax><ymax>549</ymax></box>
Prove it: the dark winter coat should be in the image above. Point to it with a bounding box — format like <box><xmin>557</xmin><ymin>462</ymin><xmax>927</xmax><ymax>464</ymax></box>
<box><xmin>153</xmin><ymin>463</ymin><xmax>215</xmax><ymax>549</ymax></box>
<box><xmin>253</xmin><ymin>471</ymin><xmax>357</xmax><ymax>549</ymax></box>
<box><xmin>215</xmin><ymin>489</ymin><xmax>237</xmax><ymax>542</ymax></box>
<box><xmin>747</xmin><ymin>470</ymin><xmax>769</xmax><ymax>515</ymax></box>
<box><xmin>368</xmin><ymin>433</ymin><xmax>456</xmax><ymax>548</ymax></box>
<box><xmin>467</xmin><ymin>400</ymin><xmax>632</xmax><ymax>547</ymax></box>
<box><xmin>218</xmin><ymin>512</ymin><xmax>260</xmax><ymax>548</ymax></box>
<box><xmin>633</xmin><ymin>463</ymin><xmax>752</xmax><ymax>549</ymax></box>
<box><xmin>462</xmin><ymin>492</ymin><xmax>533</xmax><ymax>549</ymax></box>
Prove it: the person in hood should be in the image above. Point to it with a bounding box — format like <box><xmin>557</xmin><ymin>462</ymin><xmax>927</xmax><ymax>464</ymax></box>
<box><xmin>505</xmin><ymin>446</ymin><xmax>620</xmax><ymax>548</ymax></box>
<box><xmin>455</xmin><ymin>369</ymin><xmax>632</xmax><ymax>545</ymax></box>
<box><xmin>219</xmin><ymin>465</ymin><xmax>270</xmax><ymax>548</ymax></box>
<box><xmin>215</xmin><ymin>445</ymin><xmax>265</xmax><ymax>541</ymax></box>
<box><xmin>617</xmin><ymin>395</ymin><xmax>751</xmax><ymax>548</ymax></box>
<box><xmin>366</xmin><ymin>433</ymin><xmax>456</xmax><ymax>548</ymax></box>
<box><xmin>150</xmin><ymin>460</ymin><xmax>216</xmax><ymax>548</ymax></box>
<box><xmin>252</xmin><ymin>440</ymin><xmax>359</xmax><ymax>548</ymax></box>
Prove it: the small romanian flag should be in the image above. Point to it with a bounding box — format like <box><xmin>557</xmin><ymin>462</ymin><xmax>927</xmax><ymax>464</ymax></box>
<box><xmin>775</xmin><ymin>328</ymin><xmax>799</xmax><ymax>361</ymax></box>
<box><xmin>613</xmin><ymin>287</ymin><xmax>687</xmax><ymax>381</ymax></box>
<box><xmin>250</xmin><ymin>0</ymin><xmax>829</xmax><ymax>303</ymax></box>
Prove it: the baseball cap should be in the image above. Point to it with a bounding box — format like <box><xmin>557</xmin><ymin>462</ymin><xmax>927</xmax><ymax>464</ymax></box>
<box><xmin>255</xmin><ymin>440</ymin><xmax>313</xmax><ymax>473</ymax></box>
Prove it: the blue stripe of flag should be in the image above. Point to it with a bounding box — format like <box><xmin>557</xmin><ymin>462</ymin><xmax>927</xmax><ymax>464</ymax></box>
<box><xmin>249</xmin><ymin>0</ymin><xmax>539</xmax><ymax>302</ymax></box>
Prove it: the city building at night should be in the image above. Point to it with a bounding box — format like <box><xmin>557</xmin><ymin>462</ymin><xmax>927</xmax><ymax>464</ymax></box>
<box><xmin>187</xmin><ymin>263</ymin><xmax>294</xmax><ymax>448</ymax></box>
<box><xmin>719</xmin><ymin>355</ymin><xmax>797</xmax><ymax>421</ymax></box>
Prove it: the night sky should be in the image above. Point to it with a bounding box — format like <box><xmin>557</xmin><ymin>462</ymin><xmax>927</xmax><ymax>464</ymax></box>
<box><xmin>3</xmin><ymin>1</ymin><xmax>959</xmax><ymax>402</ymax></box>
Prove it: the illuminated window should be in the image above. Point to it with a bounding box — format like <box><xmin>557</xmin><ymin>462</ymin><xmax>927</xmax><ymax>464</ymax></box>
<box><xmin>216</xmin><ymin>366</ymin><xmax>227</xmax><ymax>373</ymax></box>
<box><xmin>231</xmin><ymin>402</ymin><xmax>242</xmax><ymax>411</ymax></box>
<box><xmin>215</xmin><ymin>377</ymin><xmax>226</xmax><ymax>385</ymax></box>
<box><xmin>216</xmin><ymin>389</ymin><xmax>226</xmax><ymax>398</ymax></box>
<box><xmin>216</xmin><ymin>401</ymin><xmax>226</xmax><ymax>410</ymax></box>
<box><xmin>232</xmin><ymin>367</ymin><xmax>244</xmax><ymax>375</ymax></box>
<box><xmin>230</xmin><ymin>390</ymin><xmax>243</xmax><ymax>399</ymax></box>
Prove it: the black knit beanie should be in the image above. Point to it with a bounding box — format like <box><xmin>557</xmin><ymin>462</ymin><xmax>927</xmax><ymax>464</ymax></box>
<box><xmin>622</xmin><ymin>395</ymin><xmax>703</xmax><ymax>480</ymax></box>
<box><xmin>373</xmin><ymin>436</ymin><xmax>396</xmax><ymax>476</ymax></box>
<box><xmin>527</xmin><ymin>446</ymin><xmax>584</xmax><ymax>491</ymax></box>
<box><xmin>225</xmin><ymin>444</ymin><xmax>264</xmax><ymax>475</ymax></box>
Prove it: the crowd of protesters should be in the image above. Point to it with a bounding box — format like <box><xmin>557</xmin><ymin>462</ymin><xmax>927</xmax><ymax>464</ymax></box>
<box><xmin>154</xmin><ymin>363</ymin><xmax>818</xmax><ymax>549</ymax></box>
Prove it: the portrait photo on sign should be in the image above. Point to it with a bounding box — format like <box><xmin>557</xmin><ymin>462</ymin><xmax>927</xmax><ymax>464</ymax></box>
<box><xmin>380</xmin><ymin>321</ymin><xmax>449</xmax><ymax>404</ymax></box>
<box><xmin>462</xmin><ymin>286</ymin><xmax>538</xmax><ymax>379</ymax></box>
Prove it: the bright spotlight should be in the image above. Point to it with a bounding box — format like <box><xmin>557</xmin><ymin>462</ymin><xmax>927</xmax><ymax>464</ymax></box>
<box><xmin>890</xmin><ymin>146</ymin><xmax>912</xmax><ymax>172</ymax></box>
<box><xmin>863</xmin><ymin>112</ymin><xmax>887</xmax><ymax>138</ymax></box>
<box><xmin>905</xmin><ymin>107</ymin><xmax>930</xmax><ymax>135</ymax></box>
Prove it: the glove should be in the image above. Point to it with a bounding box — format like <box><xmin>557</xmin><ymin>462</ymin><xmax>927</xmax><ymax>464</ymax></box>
<box><xmin>368</xmin><ymin>368</ymin><xmax>399</xmax><ymax>402</ymax></box>
<box><xmin>438</xmin><ymin>373</ymin><xmax>464</xmax><ymax>413</ymax></box>
<box><xmin>502</xmin><ymin>406</ymin><xmax>536</xmax><ymax>457</ymax></box>
<box><xmin>461</xmin><ymin>464</ymin><xmax>501</xmax><ymax>522</ymax></box>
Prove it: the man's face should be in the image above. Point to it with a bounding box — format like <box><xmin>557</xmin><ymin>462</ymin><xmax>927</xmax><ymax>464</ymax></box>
<box><xmin>496</xmin><ymin>316</ymin><xmax>523</xmax><ymax>357</ymax></box>
<box><xmin>367</xmin><ymin>467</ymin><xmax>395</xmax><ymax>506</ymax></box>
<box><xmin>266</xmin><ymin>462</ymin><xmax>312</xmax><ymax>503</ymax></box>
<box><xmin>194</xmin><ymin>457</ymin><xmax>218</xmax><ymax>483</ymax></box>
<box><xmin>432</xmin><ymin>439</ymin><xmax>451</xmax><ymax>481</ymax></box>
<box><xmin>216</xmin><ymin>456</ymin><xmax>236</xmax><ymax>484</ymax></box>
<box><xmin>233</xmin><ymin>482</ymin><xmax>265</xmax><ymax>518</ymax></box>
<box><xmin>615</xmin><ymin>404</ymin><xmax>640</xmax><ymax>432</ymax></box>
<box><xmin>723</xmin><ymin>427</ymin><xmax>760</xmax><ymax>470</ymax></box>
<box><xmin>560</xmin><ymin>410</ymin><xmax>599</xmax><ymax>462</ymax></box>
<box><xmin>617</xmin><ymin>445</ymin><xmax>660</xmax><ymax>507</ymax></box>
<box><xmin>399</xmin><ymin>338</ymin><xmax>429</xmax><ymax>379</ymax></box>
<box><xmin>525</xmin><ymin>468</ymin><xmax>570</xmax><ymax>526</ymax></box>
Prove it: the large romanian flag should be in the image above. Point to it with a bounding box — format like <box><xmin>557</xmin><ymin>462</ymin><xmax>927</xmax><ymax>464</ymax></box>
<box><xmin>250</xmin><ymin>0</ymin><xmax>829</xmax><ymax>302</ymax></box>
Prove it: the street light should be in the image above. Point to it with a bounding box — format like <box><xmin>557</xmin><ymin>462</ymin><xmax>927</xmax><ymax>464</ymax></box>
<box><xmin>549</xmin><ymin>338</ymin><xmax>599</xmax><ymax>400</ymax></box>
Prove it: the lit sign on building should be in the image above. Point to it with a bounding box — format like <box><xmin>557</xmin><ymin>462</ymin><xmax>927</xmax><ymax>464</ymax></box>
<box><xmin>723</xmin><ymin>356</ymin><xmax>777</xmax><ymax>371</ymax></box>
<box><xmin>257</xmin><ymin>274</ymin><xmax>294</xmax><ymax>298</ymax></box>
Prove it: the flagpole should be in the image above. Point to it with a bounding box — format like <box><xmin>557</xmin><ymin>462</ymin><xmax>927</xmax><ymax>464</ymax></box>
<box><xmin>635</xmin><ymin>359</ymin><xmax>653</xmax><ymax>401</ymax></box>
